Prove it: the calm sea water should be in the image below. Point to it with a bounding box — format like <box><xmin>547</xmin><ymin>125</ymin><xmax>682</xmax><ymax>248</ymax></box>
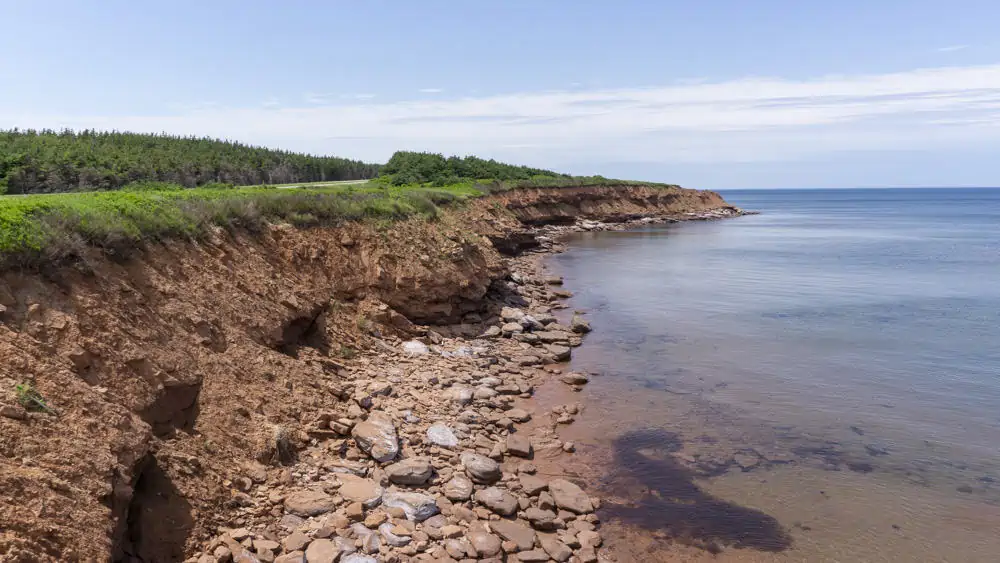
<box><xmin>543</xmin><ymin>188</ymin><xmax>1000</xmax><ymax>561</ymax></box>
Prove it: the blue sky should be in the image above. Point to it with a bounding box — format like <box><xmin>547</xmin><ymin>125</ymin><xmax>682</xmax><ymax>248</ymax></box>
<box><xmin>2</xmin><ymin>0</ymin><xmax>999</xmax><ymax>188</ymax></box>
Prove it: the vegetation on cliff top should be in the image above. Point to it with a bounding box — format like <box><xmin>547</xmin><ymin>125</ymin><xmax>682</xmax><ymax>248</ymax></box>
<box><xmin>0</xmin><ymin>129</ymin><xmax>381</xmax><ymax>194</ymax></box>
<box><xmin>0</xmin><ymin>134</ymin><xmax>681</xmax><ymax>269</ymax></box>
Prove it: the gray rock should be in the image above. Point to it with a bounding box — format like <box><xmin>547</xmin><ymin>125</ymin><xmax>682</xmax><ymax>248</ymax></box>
<box><xmin>426</xmin><ymin>423</ymin><xmax>459</xmax><ymax>448</ymax></box>
<box><xmin>448</xmin><ymin>386</ymin><xmax>474</xmax><ymax>406</ymax></box>
<box><xmin>443</xmin><ymin>474</ymin><xmax>474</xmax><ymax>501</ymax></box>
<box><xmin>501</xmin><ymin>322</ymin><xmax>524</xmax><ymax>335</ymax></box>
<box><xmin>461</xmin><ymin>452</ymin><xmax>501</xmax><ymax>484</ymax></box>
<box><xmin>385</xmin><ymin>458</ymin><xmax>434</xmax><ymax>485</ymax></box>
<box><xmin>381</xmin><ymin>489</ymin><xmax>440</xmax><ymax>522</ymax></box>
<box><xmin>351</xmin><ymin>412</ymin><xmax>399</xmax><ymax>462</ymax></box>
<box><xmin>341</xmin><ymin>555</ymin><xmax>377</xmax><ymax>563</ymax></box>
<box><xmin>401</xmin><ymin>340</ymin><xmax>429</xmax><ymax>356</ymax></box>
<box><xmin>501</xmin><ymin>307</ymin><xmax>525</xmax><ymax>322</ymax></box>
<box><xmin>545</xmin><ymin>344</ymin><xmax>571</xmax><ymax>361</ymax></box>
<box><xmin>548</xmin><ymin>479</ymin><xmax>594</xmax><ymax>514</ymax></box>
<box><xmin>474</xmin><ymin>486</ymin><xmax>518</xmax><ymax>516</ymax></box>
<box><xmin>560</xmin><ymin>373</ymin><xmax>590</xmax><ymax>385</ymax></box>
<box><xmin>284</xmin><ymin>490</ymin><xmax>337</xmax><ymax>517</ymax></box>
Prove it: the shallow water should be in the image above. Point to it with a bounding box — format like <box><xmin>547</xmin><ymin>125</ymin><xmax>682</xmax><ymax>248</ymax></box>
<box><xmin>542</xmin><ymin>188</ymin><xmax>1000</xmax><ymax>562</ymax></box>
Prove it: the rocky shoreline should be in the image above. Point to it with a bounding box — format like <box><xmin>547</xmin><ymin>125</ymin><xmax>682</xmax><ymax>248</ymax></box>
<box><xmin>179</xmin><ymin>207</ymin><xmax>744</xmax><ymax>563</ymax></box>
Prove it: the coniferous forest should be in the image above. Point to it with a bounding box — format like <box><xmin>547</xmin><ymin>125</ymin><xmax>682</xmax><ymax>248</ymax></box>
<box><xmin>0</xmin><ymin>129</ymin><xmax>381</xmax><ymax>194</ymax></box>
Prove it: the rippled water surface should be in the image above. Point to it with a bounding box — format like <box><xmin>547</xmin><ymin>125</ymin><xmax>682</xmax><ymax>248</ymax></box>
<box><xmin>542</xmin><ymin>188</ymin><xmax>1000</xmax><ymax>562</ymax></box>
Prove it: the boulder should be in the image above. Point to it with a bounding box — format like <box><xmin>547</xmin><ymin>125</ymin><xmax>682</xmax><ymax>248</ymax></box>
<box><xmin>304</xmin><ymin>539</ymin><xmax>340</xmax><ymax>563</ymax></box>
<box><xmin>506</xmin><ymin>434</ymin><xmax>533</xmax><ymax>458</ymax></box>
<box><xmin>570</xmin><ymin>315</ymin><xmax>592</xmax><ymax>333</ymax></box>
<box><xmin>337</xmin><ymin>476</ymin><xmax>383</xmax><ymax>508</ymax></box>
<box><xmin>385</xmin><ymin>458</ymin><xmax>434</xmax><ymax>485</ymax></box>
<box><xmin>489</xmin><ymin>520</ymin><xmax>536</xmax><ymax>551</ymax></box>
<box><xmin>467</xmin><ymin>530</ymin><xmax>502</xmax><ymax>557</ymax></box>
<box><xmin>505</xmin><ymin>408</ymin><xmax>531</xmax><ymax>423</ymax></box>
<box><xmin>461</xmin><ymin>452</ymin><xmax>501</xmax><ymax>484</ymax></box>
<box><xmin>351</xmin><ymin>412</ymin><xmax>399</xmax><ymax>462</ymax></box>
<box><xmin>443</xmin><ymin>474</ymin><xmax>474</xmax><ymax>501</ymax></box>
<box><xmin>548</xmin><ymin>479</ymin><xmax>594</xmax><ymax>514</ymax></box>
<box><xmin>560</xmin><ymin>373</ymin><xmax>590</xmax><ymax>385</ymax></box>
<box><xmin>401</xmin><ymin>340</ymin><xmax>429</xmax><ymax>356</ymax></box>
<box><xmin>474</xmin><ymin>487</ymin><xmax>518</xmax><ymax>516</ymax></box>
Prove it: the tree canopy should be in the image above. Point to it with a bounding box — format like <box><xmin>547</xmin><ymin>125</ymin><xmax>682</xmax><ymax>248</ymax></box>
<box><xmin>379</xmin><ymin>151</ymin><xmax>568</xmax><ymax>186</ymax></box>
<box><xmin>0</xmin><ymin>129</ymin><xmax>381</xmax><ymax>194</ymax></box>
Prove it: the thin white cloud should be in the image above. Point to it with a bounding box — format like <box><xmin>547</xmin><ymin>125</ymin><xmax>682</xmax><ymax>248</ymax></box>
<box><xmin>937</xmin><ymin>45</ymin><xmax>969</xmax><ymax>53</ymax></box>
<box><xmin>7</xmin><ymin>64</ymin><xmax>1000</xmax><ymax>170</ymax></box>
<box><xmin>418</xmin><ymin>88</ymin><xmax>444</xmax><ymax>94</ymax></box>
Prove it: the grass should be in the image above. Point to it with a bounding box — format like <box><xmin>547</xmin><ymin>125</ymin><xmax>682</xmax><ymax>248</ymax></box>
<box><xmin>0</xmin><ymin>182</ymin><xmax>474</xmax><ymax>269</ymax></box>
<box><xmin>15</xmin><ymin>382</ymin><xmax>54</xmax><ymax>414</ymax></box>
<box><xmin>0</xmin><ymin>175</ymin><xmax>672</xmax><ymax>270</ymax></box>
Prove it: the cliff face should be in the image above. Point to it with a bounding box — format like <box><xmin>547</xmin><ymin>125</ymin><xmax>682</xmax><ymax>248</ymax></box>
<box><xmin>0</xmin><ymin>185</ymin><xmax>734</xmax><ymax>561</ymax></box>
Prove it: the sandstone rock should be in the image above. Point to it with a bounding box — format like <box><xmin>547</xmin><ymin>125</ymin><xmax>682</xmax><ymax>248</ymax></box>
<box><xmin>378</xmin><ymin>522</ymin><xmax>412</xmax><ymax>547</ymax></box>
<box><xmin>539</xmin><ymin>535</ymin><xmax>572</xmax><ymax>562</ymax></box>
<box><xmin>519</xmin><ymin>474</ymin><xmax>548</xmax><ymax>496</ymax></box>
<box><xmin>517</xmin><ymin>550</ymin><xmax>550</xmax><ymax>562</ymax></box>
<box><xmin>578</xmin><ymin>530</ymin><xmax>602</xmax><ymax>548</ymax></box>
<box><xmin>385</xmin><ymin>458</ymin><xmax>434</xmax><ymax>485</ymax></box>
<box><xmin>489</xmin><ymin>520</ymin><xmax>536</xmax><ymax>551</ymax></box>
<box><xmin>523</xmin><ymin>507</ymin><xmax>557</xmax><ymax>530</ymax></box>
<box><xmin>338</xmin><ymin>475</ymin><xmax>384</xmax><ymax>508</ymax></box>
<box><xmin>461</xmin><ymin>452</ymin><xmax>501</xmax><ymax>484</ymax></box>
<box><xmin>304</xmin><ymin>539</ymin><xmax>340</xmax><ymax>563</ymax></box>
<box><xmin>274</xmin><ymin>552</ymin><xmax>306</xmax><ymax>563</ymax></box>
<box><xmin>448</xmin><ymin>386</ymin><xmax>474</xmax><ymax>406</ymax></box>
<box><xmin>545</xmin><ymin>344</ymin><xmax>571</xmax><ymax>361</ymax></box>
<box><xmin>426</xmin><ymin>423</ymin><xmax>459</xmax><ymax>448</ymax></box>
<box><xmin>0</xmin><ymin>405</ymin><xmax>26</xmax><ymax>420</ymax></box>
<box><xmin>501</xmin><ymin>322</ymin><xmax>524</xmax><ymax>336</ymax></box>
<box><xmin>474</xmin><ymin>487</ymin><xmax>518</xmax><ymax>516</ymax></box>
<box><xmin>282</xmin><ymin>532</ymin><xmax>310</xmax><ymax>552</ymax></box>
<box><xmin>481</xmin><ymin>326</ymin><xmax>502</xmax><ymax>338</ymax></box>
<box><xmin>505</xmin><ymin>408</ymin><xmax>531</xmax><ymax>423</ymax></box>
<box><xmin>577</xmin><ymin>546</ymin><xmax>598</xmax><ymax>562</ymax></box>
<box><xmin>467</xmin><ymin>530</ymin><xmax>502</xmax><ymax>557</ymax></box>
<box><xmin>501</xmin><ymin>307</ymin><xmax>525</xmax><ymax>322</ymax></box>
<box><xmin>570</xmin><ymin>315</ymin><xmax>591</xmax><ymax>334</ymax></box>
<box><xmin>351</xmin><ymin>412</ymin><xmax>399</xmax><ymax>462</ymax></box>
<box><xmin>560</xmin><ymin>373</ymin><xmax>590</xmax><ymax>385</ymax></box>
<box><xmin>284</xmin><ymin>490</ymin><xmax>337</xmax><ymax>517</ymax></box>
<box><xmin>382</xmin><ymin>490</ymin><xmax>440</xmax><ymax>522</ymax></box>
<box><xmin>548</xmin><ymin>479</ymin><xmax>594</xmax><ymax>514</ymax></box>
<box><xmin>443</xmin><ymin>474</ymin><xmax>474</xmax><ymax>501</ymax></box>
<box><xmin>506</xmin><ymin>434</ymin><xmax>533</xmax><ymax>458</ymax></box>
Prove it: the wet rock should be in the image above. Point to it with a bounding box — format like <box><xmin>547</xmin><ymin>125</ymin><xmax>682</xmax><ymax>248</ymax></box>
<box><xmin>570</xmin><ymin>315</ymin><xmax>591</xmax><ymax>334</ymax></box>
<box><xmin>462</xmin><ymin>452</ymin><xmax>501</xmax><ymax>484</ymax></box>
<box><xmin>548</xmin><ymin>479</ymin><xmax>594</xmax><ymax>514</ymax></box>
<box><xmin>474</xmin><ymin>487</ymin><xmax>518</xmax><ymax>516</ymax></box>
<box><xmin>506</xmin><ymin>434</ymin><xmax>533</xmax><ymax>458</ymax></box>
<box><xmin>560</xmin><ymin>373</ymin><xmax>589</xmax><ymax>386</ymax></box>
<box><xmin>284</xmin><ymin>490</ymin><xmax>337</xmax><ymax>517</ymax></box>
<box><xmin>351</xmin><ymin>411</ymin><xmax>399</xmax><ymax>462</ymax></box>
<box><xmin>382</xmin><ymin>489</ymin><xmax>440</xmax><ymax>521</ymax></box>
<box><xmin>444</xmin><ymin>474</ymin><xmax>475</xmax><ymax>501</ymax></box>
<box><xmin>426</xmin><ymin>423</ymin><xmax>459</xmax><ymax>448</ymax></box>
<box><xmin>489</xmin><ymin>520</ymin><xmax>536</xmax><ymax>551</ymax></box>
<box><xmin>385</xmin><ymin>458</ymin><xmax>434</xmax><ymax>485</ymax></box>
<box><xmin>304</xmin><ymin>539</ymin><xmax>340</xmax><ymax>563</ymax></box>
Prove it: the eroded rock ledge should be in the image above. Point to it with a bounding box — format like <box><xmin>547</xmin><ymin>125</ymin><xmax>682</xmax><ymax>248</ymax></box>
<box><xmin>0</xmin><ymin>185</ymin><xmax>743</xmax><ymax>562</ymax></box>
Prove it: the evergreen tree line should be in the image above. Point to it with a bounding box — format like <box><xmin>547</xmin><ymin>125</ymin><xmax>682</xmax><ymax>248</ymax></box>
<box><xmin>379</xmin><ymin>151</ymin><xmax>568</xmax><ymax>186</ymax></box>
<box><xmin>0</xmin><ymin>129</ymin><xmax>381</xmax><ymax>194</ymax></box>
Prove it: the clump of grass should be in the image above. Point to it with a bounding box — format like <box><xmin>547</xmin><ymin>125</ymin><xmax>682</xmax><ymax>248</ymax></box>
<box><xmin>15</xmin><ymin>382</ymin><xmax>54</xmax><ymax>414</ymax></box>
<box><xmin>338</xmin><ymin>345</ymin><xmax>357</xmax><ymax>359</ymax></box>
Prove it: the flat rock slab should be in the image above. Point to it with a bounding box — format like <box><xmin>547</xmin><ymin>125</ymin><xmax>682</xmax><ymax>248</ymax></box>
<box><xmin>548</xmin><ymin>478</ymin><xmax>594</xmax><ymax>514</ymax></box>
<box><xmin>351</xmin><ymin>412</ymin><xmax>399</xmax><ymax>462</ymax></box>
<box><xmin>382</xmin><ymin>489</ymin><xmax>440</xmax><ymax>522</ymax></box>
<box><xmin>337</xmin><ymin>475</ymin><xmax>384</xmax><ymax>508</ymax></box>
<box><xmin>489</xmin><ymin>520</ymin><xmax>536</xmax><ymax>551</ymax></box>
<box><xmin>284</xmin><ymin>490</ymin><xmax>337</xmax><ymax>517</ymax></box>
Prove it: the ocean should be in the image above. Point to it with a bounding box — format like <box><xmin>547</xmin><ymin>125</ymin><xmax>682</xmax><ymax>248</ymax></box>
<box><xmin>539</xmin><ymin>188</ymin><xmax>1000</xmax><ymax>562</ymax></box>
